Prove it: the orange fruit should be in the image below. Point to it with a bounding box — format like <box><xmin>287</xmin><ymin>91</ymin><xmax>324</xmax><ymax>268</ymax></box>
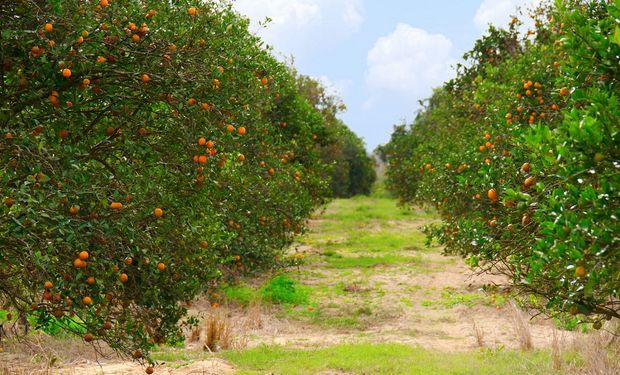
<box><xmin>69</xmin><ymin>206</ymin><xmax>80</xmax><ymax>215</ymax></box>
<box><xmin>206</xmin><ymin>140</ymin><xmax>214</xmax><ymax>149</ymax></box>
<box><xmin>82</xmin><ymin>296</ymin><xmax>93</xmax><ymax>305</ymax></box>
<box><xmin>559</xmin><ymin>87</ymin><xmax>569</xmax><ymax>96</ymax></box>
<box><xmin>84</xmin><ymin>333</ymin><xmax>94</xmax><ymax>343</ymax></box>
<box><xmin>4</xmin><ymin>197</ymin><xmax>14</xmax><ymax>208</ymax></box>
<box><xmin>237</xmin><ymin>154</ymin><xmax>245</xmax><ymax>162</ymax></box>
<box><xmin>86</xmin><ymin>276</ymin><xmax>95</xmax><ymax>285</ymax></box>
<box><xmin>110</xmin><ymin>202</ymin><xmax>123</xmax><ymax>210</ymax></box>
<box><xmin>99</xmin><ymin>0</ymin><xmax>109</xmax><ymax>7</ymax></box>
<box><xmin>226</xmin><ymin>124</ymin><xmax>235</xmax><ymax>133</ymax></box>
<box><xmin>97</xmin><ymin>56</ymin><xmax>107</xmax><ymax>63</ymax></box>
<box><xmin>487</xmin><ymin>188</ymin><xmax>498</xmax><ymax>202</ymax></box>
<box><xmin>102</xmin><ymin>321</ymin><xmax>113</xmax><ymax>330</ymax></box>
<box><xmin>201</xmin><ymin>102</ymin><xmax>211</xmax><ymax>111</ymax></box>
<box><xmin>521</xmin><ymin>162</ymin><xmax>531</xmax><ymax>172</ymax></box>
<box><xmin>268</xmin><ymin>168</ymin><xmax>275</xmax><ymax>176</ymax></box>
<box><xmin>200</xmin><ymin>241</ymin><xmax>208</xmax><ymax>249</ymax></box>
<box><xmin>141</xmin><ymin>74</ymin><xmax>150</xmax><ymax>83</ymax></box>
<box><xmin>145</xmin><ymin>367</ymin><xmax>154</xmax><ymax>375</ymax></box>
<box><xmin>44</xmin><ymin>281</ymin><xmax>53</xmax><ymax>290</ymax></box>
<box><xmin>153</xmin><ymin>208</ymin><xmax>163</xmax><ymax>218</ymax></box>
<box><xmin>44</xmin><ymin>23</ymin><xmax>53</xmax><ymax>33</ymax></box>
<box><xmin>132</xmin><ymin>34</ymin><xmax>140</xmax><ymax>43</ymax></box>
<box><xmin>524</xmin><ymin>176</ymin><xmax>536</xmax><ymax>188</ymax></box>
<box><xmin>237</xmin><ymin>127</ymin><xmax>246</xmax><ymax>135</ymax></box>
<box><xmin>157</xmin><ymin>262</ymin><xmax>166</xmax><ymax>271</ymax></box>
<box><xmin>187</xmin><ymin>98</ymin><xmax>196</xmax><ymax>106</ymax></box>
<box><xmin>198</xmin><ymin>155</ymin><xmax>207</xmax><ymax>164</ymax></box>
<box><xmin>59</xmin><ymin>129</ymin><xmax>69</xmax><ymax>139</ymax></box>
<box><xmin>198</xmin><ymin>137</ymin><xmax>206</xmax><ymax>146</ymax></box>
<box><xmin>261</xmin><ymin>77</ymin><xmax>268</xmax><ymax>86</ymax></box>
<box><xmin>119</xmin><ymin>273</ymin><xmax>128</xmax><ymax>283</ymax></box>
<box><xmin>62</xmin><ymin>68</ymin><xmax>71</xmax><ymax>78</ymax></box>
<box><xmin>79</xmin><ymin>250</ymin><xmax>89</xmax><ymax>261</ymax></box>
<box><xmin>188</xmin><ymin>7</ymin><xmax>197</xmax><ymax>16</ymax></box>
<box><xmin>575</xmin><ymin>266</ymin><xmax>586</xmax><ymax>278</ymax></box>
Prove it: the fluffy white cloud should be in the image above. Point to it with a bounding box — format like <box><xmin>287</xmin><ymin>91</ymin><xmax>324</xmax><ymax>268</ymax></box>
<box><xmin>234</xmin><ymin>0</ymin><xmax>364</xmax><ymax>58</ymax></box>
<box><xmin>365</xmin><ymin>24</ymin><xmax>455</xmax><ymax>101</ymax></box>
<box><xmin>474</xmin><ymin>0</ymin><xmax>542</xmax><ymax>31</ymax></box>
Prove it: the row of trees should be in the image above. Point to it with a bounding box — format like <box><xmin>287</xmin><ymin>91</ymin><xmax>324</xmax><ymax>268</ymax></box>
<box><xmin>381</xmin><ymin>0</ymin><xmax>618</xmax><ymax>324</ymax></box>
<box><xmin>0</xmin><ymin>0</ymin><xmax>373</xmax><ymax>369</ymax></box>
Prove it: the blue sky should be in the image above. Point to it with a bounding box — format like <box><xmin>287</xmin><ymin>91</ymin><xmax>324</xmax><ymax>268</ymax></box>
<box><xmin>234</xmin><ymin>0</ymin><xmax>538</xmax><ymax>151</ymax></box>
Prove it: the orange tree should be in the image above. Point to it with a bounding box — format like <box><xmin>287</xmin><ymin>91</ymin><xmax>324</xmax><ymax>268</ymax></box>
<box><xmin>296</xmin><ymin>74</ymin><xmax>376</xmax><ymax>197</ymax></box>
<box><xmin>381</xmin><ymin>0</ymin><xmax>619</xmax><ymax>325</ymax></box>
<box><xmin>0</xmin><ymin>0</ymin><xmax>330</xmax><ymax>367</ymax></box>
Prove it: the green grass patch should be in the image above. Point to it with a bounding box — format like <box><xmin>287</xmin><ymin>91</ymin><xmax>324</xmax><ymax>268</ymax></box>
<box><xmin>421</xmin><ymin>287</ymin><xmax>490</xmax><ymax>309</ymax></box>
<box><xmin>261</xmin><ymin>275</ymin><xmax>309</xmax><ymax>305</ymax></box>
<box><xmin>222</xmin><ymin>284</ymin><xmax>256</xmax><ymax>307</ymax></box>
<box><xmin>325</xmin><ymin>254</ymin><xmax>420</xmax><ymax>269</ymax></box>
<box><xmin>223</xmin><ymin>343</ymin><xmax>564</xmax><ymax>375</ymax></box>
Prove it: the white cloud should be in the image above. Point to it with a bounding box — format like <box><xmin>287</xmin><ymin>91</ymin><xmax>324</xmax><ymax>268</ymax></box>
<box><xmin>474</xmin><ymin>0</ymin><xmax>542</xmax><ymax>32</ymax></box>
<box><xmin>234</xmin><ymin>0</ymin><xmax>364</xmax><ymax>59</ymax></box>
<box><xmin>313</xmin><ymin>75</ymin><xmax>351</xmax><ymax>99</ymax></box>
<box><xmin>365</xmin><ymin>24</ymin><xmax>456</xmax><ymax>102</ymax></box>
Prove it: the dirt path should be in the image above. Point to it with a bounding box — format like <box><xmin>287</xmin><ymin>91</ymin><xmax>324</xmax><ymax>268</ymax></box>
<box><xmin>2</xmin><ymin>196</ymin><xmax>579</xmax><ymax>374</ymax></box>
<box><xmin>215</xmin><ymin>197</ymin><xmax>571</xmax><ymax>353</ymax></box>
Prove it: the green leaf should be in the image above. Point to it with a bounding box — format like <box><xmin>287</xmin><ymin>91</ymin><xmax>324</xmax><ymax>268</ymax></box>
<box><xmin>613</xmin><ymin>27</ymin><xmax>620</xmax><ymax>47</ymax></box>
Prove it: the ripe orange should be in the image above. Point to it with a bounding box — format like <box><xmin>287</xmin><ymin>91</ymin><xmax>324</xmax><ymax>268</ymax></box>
<box><xmin>69</xmin><ymin>206</ymin><xmax>79</xmax><ymax>215</ymax></box>
<box><xmin>99</xmin><ymin>0</ymin><xmax>109</xmax><ymax>7</ymax></box>
<box><xmin>44</xmin><ymin>23</ymin><xmax>53</xmax><ymax>33</ymax></box>
<box><xmin>200</xmin><ymin>240</ymin><xmax>208</xmax><ymax>249</ymax></box>
<box><xmin>125</xmin><ymin>257</ymin><xmax>133</xmax><ymax>265</ymax></box>
<box><xmin>237</xmin><ymin>154</ymin><xmax>245</xmax><ymax>162</ymax></box>
<box><xmin>187</xmin><ymin>98</ymin><xmax>196</xmax><ymax>106</ymax></box>
<box><xmin>73</xmin><ymin>258</ymin><xmax>84</xmax><ymax>268</ymax></box>
<box><xmin>62</xmin><ymin>68</ymin><xmax>71</xmax><ymax>78</ymax></box>
<box><xmin>198</xmin><ymin>137</ymin><xmax>207</xmax><ymax>146</ymax></box>
<box><xmin>206</xmin><ymin>140</ymin><xmax>214</xmax><ymax>149</ymax></box>
<box><xmin>102</xmin><ymin>321</ymin><xmax>113</xmax><ymax>330</ymax></box>
<box><xmin>559</xmin><ymin>87</ymin><xmax>569</xmax><ymax>96</ymax></box>
<box><xmin>146</xmin><ymin>367</ymin><xmax>154</xmax><ymax>375</ymax></box>
<box><xmin>237</xmin><ymin>127</ymin><xmax>246</xmax><ymax>135</ymax></box>
<box><xmin>79</xmin><ymin>251</ymin><xmax>89</xmax><ymax>261</ymax></box>
<box><xmin>198</xmin><ymin>155</ymin><xmax>207</xmax><ymax>164</ymax></box>
<box><xmin>188</xmin><ymin>7</ymin><xmax>197</xmax><ymax>16</ymax></box>
<box><xmin>44</xmin><ymin>281</ymin><xmax>53</xmax><ymax>290</ymax></box>
<box><xmin>96</xmin><ymin>56</ymin><xmax>107</xmax><ymax>64</ymax></box>
<box><xmin>524</xmin><ymin>176</ymin><xmax>536</xmax><ymax>188</ymax></box>
<box><xmin>487</xmin><ymin>188</ymin><xmax>498</xmax><ymax>202</ymax></box>
<box><xmin>110</xmin><ymin>202</ymin><xmax>123</xmax><ymax>210</ymax></box>
<box><xmin>82</xmin><ymin>296</ymin><xmax>93</xmax><ymax>305</ymax></box>
<box><xmin>153</xmin><ymin>208</ymin><xmax>163</xmax><ymax>218</ymax></box>
<box><xmin>132</xmin><ymin>34</ymin><xmax>140</xmax><ymax>43</ymax></box>
<box><xmin>86</xmin><ymin>276</ymin><xmax>95</xmax><ymax>285</ymax></box>
<box><xmin>4</xmin><ymin>197</ymin><xmax>14</xmax><ymax>208</ymax></box>
<box><xmin>479</xmin><ymin>145</ymin><xmax>486</xmax><ymax>152</ymax></box>
<box><xmin>268</xmin><ymin>168</ymin><xmax>275</xmax><ymax>176</ymax></box>
<box><xmin>120</xmin><ymin>273</ymin><xmax>128</xmax><ymax>283</ymax></box>
<box><xmin>521</xmin><ymin>162</ymin><xmax>531</xmax><ymax>172</ymax></box>
<box><xmin>157</xmin><ymin>262</ymin><xmax>166</xmax><ymax>271</ymax></box>
<box><xmin>84</xmin><ymin>333</ymin><xmax>94</xmax><ymax>342</ymax></box>
<box><xmin>575</xmin><ymin>266</ymin><xmax>586</xmax><ymax>278</ymax></box>
<box><xmin>141</xmin><ymin>74</ymin><xmax>150</xmax><ymax>83</ymax></box>
<box><xmin>551</xmin><ymin>104</ymin><xmax>559</xmax><ymax>110</ymax></box>
<box><xmin>261</xmin><ymin>77</ymin><xmax>268</xmax><ymax>86</ymax></box>
<box><xmin>226</xmin><ymin>124</ymin><xmax>235</xmax><ymax>133</ymax></box>
<box><xmin>59</xmin><ymin>129</ymin><xmax>69</xmax><ymax>139</ymax></box>
<box><xmin>201</xmin><ymin>102</ymin><xmax>211</xmax><ymax>111</ymax></box>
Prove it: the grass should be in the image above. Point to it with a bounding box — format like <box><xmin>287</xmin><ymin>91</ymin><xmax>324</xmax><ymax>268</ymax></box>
<box><xmin>223</xmin><ymin>343</ymin><xmax>564</xmax><ymax>375</ymax></box>
<box><xmin>422</xmin><ymin>287</ymin><xmax>490</xmax><ymax>309</ymax></box>
<box><xmin>261</xmin><ymin>275</ymin><xmax>309</xmax><ymax>305</ymax></box>
<box><xmin>324</xmin><ymin>254</ymin><xmax>420</xmax><ymax>269</ymax></box>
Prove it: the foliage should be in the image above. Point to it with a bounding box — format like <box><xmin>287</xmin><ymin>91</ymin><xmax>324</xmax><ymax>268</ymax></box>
<box><xmin>382</xmin><ymin>0</ymin><xmax>619</xmax><ymax>324</ymax></box>
<box><xmin>0</xmin><ymin>0</ymin><xmax>331</xmax><ymax>365</ymax></box>
<box><xmin>296</xmin><ymin>75</ymin><xmax>376</xmax><ymax>197</ymax></box>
